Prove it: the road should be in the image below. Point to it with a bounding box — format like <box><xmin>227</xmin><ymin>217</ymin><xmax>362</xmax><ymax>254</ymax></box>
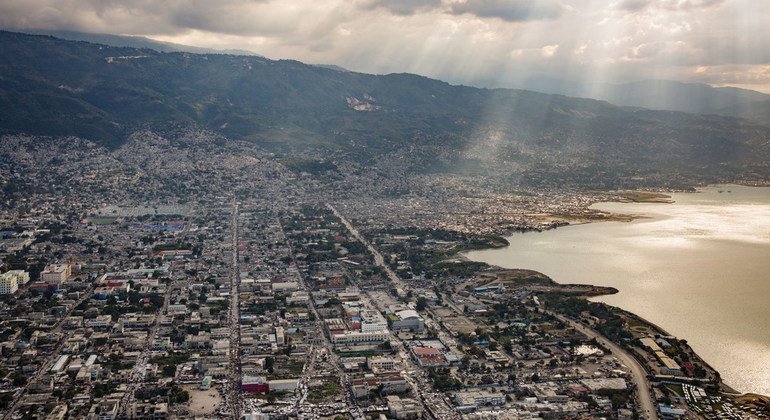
<box><xmin>225</xmin><ymin>203</ymin><xmax>243</xmax><ymax>419</ymax></box>
<box><xmin>326</xmin><ymin>204</ymin><xmax>404</xmax><ymax>290</ymax></box>
<box><xmin>279</xmin><ymin>216</ymin><xmax>366</xmax><ymax>420</ymax></box>
<box><xmin>548</xmin><ymin>311</ymin><xmax>659</xmax><ymax>420</ymax></box>
<box><xmin>327</xmin><ymin>203</ymin><xmax>459</xmax><ymax>420</ymax></box>
<box><xmin>117</xmin><ymin>281</ymin><xmax>173</xmax><ymax>417</ymax></box>
<box><xmin>2</xmin><ymin>285</ymin><xmax>95</xmax><ymax>420</ymax></box>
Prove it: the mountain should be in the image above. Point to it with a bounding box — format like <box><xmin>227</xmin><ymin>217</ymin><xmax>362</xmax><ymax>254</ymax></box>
<box><xmin>1</xmin><ymin>30</ymin><xmax>769</xmax><ymax>189</ymax></box>
<box><xmin>20</xmin><ymin>29</ymin><xmax>262</xmax><ymax>56</ymax></box>
<box><xmin>517</xmin><ymin>77</ymin><xmax>770</xmax><ymax>124</ymax></box>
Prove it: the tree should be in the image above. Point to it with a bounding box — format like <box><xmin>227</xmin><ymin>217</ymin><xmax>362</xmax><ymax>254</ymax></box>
<box><xmin>162</xmin><ymin>365</ymin><xmax>177</xmax><ymax>377</ymax></box>
<box><xmin>416</xmin><ymin>297</ymin><xmax>428</xmax><ymax>311</ymax></box>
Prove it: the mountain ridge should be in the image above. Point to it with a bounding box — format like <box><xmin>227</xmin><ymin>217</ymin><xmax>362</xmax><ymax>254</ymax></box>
<box><xmin>515</xmin><ymin>77</ymin><xmax>770</xmax><ymax>124</ymax></box>
<box><xmin>1</xmin><ymin>30</ymin><xmax>769</xmax><ymax>189</ymax></box>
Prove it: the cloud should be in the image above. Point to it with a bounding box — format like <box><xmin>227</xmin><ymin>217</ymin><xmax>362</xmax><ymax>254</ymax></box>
<box><xmin>0</xmin><ymin>0</ymin><xmax>768</xmax><ymax>92</ymax></box>
<box><xmin>615</xmin><ymin>0</ymin><xmax>651</xmax><ymax>12</ymax></box>
<box><xmin>360</xmin><ymin>0</ymin><xmax>442</xmax><ymax>16</ymax></box>
<box><xmin>658</xmin><ymin>0</ymin><xmax>726</xmax><ymax>10</ymax></box>
<box><xmin>614</xmin><ymin>0</ymin><xmax>726</xmax><ymax>13</ymax></box>
<box><xmin>449</xmin><ymin>0</ymin><xmax>563</xmax><ymax>22</ymax></box>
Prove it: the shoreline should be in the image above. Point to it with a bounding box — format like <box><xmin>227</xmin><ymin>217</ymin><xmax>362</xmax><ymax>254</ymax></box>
<box><xmin>459</xmin><ymin>187</ymin><xmax>770</xmax><ymax>399</ymax></box>
<box><xmin>466</xmin><ymin>261</ymin><xmax>756</xmax><ymax>398</ymax></box>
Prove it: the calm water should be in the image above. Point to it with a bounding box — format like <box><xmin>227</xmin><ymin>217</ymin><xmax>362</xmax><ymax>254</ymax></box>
<box><xmin>465</xmin><ymin>185</ymin><xmax>770</xmax><ymax>395</ymax></box>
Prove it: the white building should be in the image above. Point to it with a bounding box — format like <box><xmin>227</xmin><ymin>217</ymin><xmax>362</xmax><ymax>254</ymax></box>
<box><xmin>4</xmin><ymin>270</ymin><xmax>29</xmax><ymax>285</ymax></box>
<box><xmin>0</xmin><ymin>270</ymin><xmax>27</xmax><ymax>294</ymax></box>
<box><xmin>455</xmin><ymin>391</ymin><xmax>506</xmax><ymax>408</ymax></box>
<box><xmin>367</xmin><ymin>356</ymin><xmax>396</xmax><ymax>372</ymax></box>
<box><xmin>268</xmin><ymin>379</ymin><xmax>299</xmax><ymax>392</ymax></box>
<box><xmin>167</xmin><ymin>304</ymin><xmax>188</xmax><ymax>315</ymax></box>
<box><xmin>391</xmin><ymin>309</ymin><xmax>425</xmax><ymax>331</ymax></box>
<box><xmin>86</xmin><ymin>315</ymin><xmax>113</xmax><ymax>329</ymax></box>
<box><xmin>360</xmin><ymin>309</ymin><xmax>388</xmax><ymax>333</ymax></box>
<box><xmin>271</xmin><ymin>282</ymin><xmax>299</xmax><ymax>293</ymax></box>
<box><xmin>332</xmin><ymin>330</ymin><xmax>389</xmax><ymax>347</ymax></box>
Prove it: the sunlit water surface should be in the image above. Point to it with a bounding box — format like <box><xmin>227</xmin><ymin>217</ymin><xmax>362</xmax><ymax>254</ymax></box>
<box><xmin>465</xmin><ymin>185</ymin><xmax>770</xmax><ymax>395</ymax></box>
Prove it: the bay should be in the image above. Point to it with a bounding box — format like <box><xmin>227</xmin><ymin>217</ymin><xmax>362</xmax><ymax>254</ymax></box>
<box><xmin>465</xmin><ymin>185</ymin><xmax>770</xmax><ymax>395</ymax></box>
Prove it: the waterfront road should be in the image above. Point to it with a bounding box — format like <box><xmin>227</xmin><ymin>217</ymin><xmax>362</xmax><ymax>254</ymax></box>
<box><xmin>548</xmin><ymin>311</ymin><xmax>658</xmax><ymax>420</ymax></box>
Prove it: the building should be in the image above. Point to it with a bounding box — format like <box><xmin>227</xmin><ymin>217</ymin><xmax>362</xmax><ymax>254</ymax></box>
<box><xmin>274</xmin><ymin>326</ymin><xmax>285</xmax><ymax>346</ymax></box>
<box><xmin>85</xmin><ymin>315</ymin><xmax>113</xmax><ymax>329</ymax></box>
<box><xmin>411</xmin><ymin>346</ymin><xmax>448</xmax><ymax>367</ymax></box>
<box><xmin>332</xmin><ymin>330</ymin><xmax>389</xmax><ymax>347</ymax></box>
<box><xmin>155</xmin><ymin>249</ymin><xmax>193</xmax><ymax>259</ymax></box>
<box><xmin>640</xmin><ymin>337</ymin><xmax>682</xmax><ymax>375</ymax></box>
<box><xmin>268</xmin><ymin>378</ymin><xmax>299</xmax><ymax>392</ymax></box>
<box><xmin>368</xmin><ymin>356</ymin><xmax>396</xmax><ymax>372</ymax></box>
<box><xmin>271</xmin><ymin>282</ymin><xmax>299</xmax><ymax>293</ymax></box>
<box><xmin>0</xmin><ymin>270</ymin><xmax>29</xmax><ymax>294</ymax></box>
<box><xmin>40</xmin><ymin>264</ymin><xmax>71</xmax><ymax>284</ymax></box>
<box><xmin>386</xmin><ymin>396</ymin><xmax>424</xmax><ymax>419</ymax></box>
<box><xmin>360</xmin><ymin>309</ymin><xmax>388</xmax><ymax>333</ymax></box>
<box><xmin>659</xmin><ymin>405</ymin><xmax>687</xmax><ymax>418</ymax></box>
<box><xmin>166</xmin><ymin>304</ymin><xmax>188</xmax><ymax>316</ymax></box>
<box><xmin>390</xmin><ymin>309</ymin><xmax>424</xmax><ymax>331</ymax></box>
<box><xmin>128</xmin><ymin>402</ymin><xmax>168</xmax><ymax>419</ymax></box>
<box><xmin>351</xmin><ymin>374</ymin><xmax>409</xmax><ymax>398</ymax></box>
<box><xmin>0</xmin><ymin>272</ymin><xmax>20</xmax><ymax>294</ymax></box>
<box><xmin>455</xmin><ymin>391</ymin><xmax>506</xmax><ymax>408</ymax></box>
<box><xmin>242</xmin><ymin>376</ymin><xmax>269</xmax><ymax>394</ymax></box>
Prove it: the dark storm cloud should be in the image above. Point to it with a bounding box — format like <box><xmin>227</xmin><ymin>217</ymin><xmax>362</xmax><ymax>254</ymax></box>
<box><xmin>449</xmin><ymin>0</ymin><xmax>563</xmax><ymax>22</ymax></box>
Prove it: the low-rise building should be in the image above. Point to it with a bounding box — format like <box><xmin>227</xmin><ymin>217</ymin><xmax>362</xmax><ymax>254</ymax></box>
<box><xmin>331</xmin><ymin>330</ymin><xmax>388</xmax><ymax>347</ymax></box>
<box><xmin>386</xmin><ymin>396</ymin><xmax>424</xmax><ymax>419</ymax></box>
<box><xmin>455</xmin><ymin>391</ymin><xmax>506</xmax><ymax>408</ymax></box>
<box><xmin>390</xmin><ymin>309</ymin><xmax>424</xmax><ymax>331</ymax></box>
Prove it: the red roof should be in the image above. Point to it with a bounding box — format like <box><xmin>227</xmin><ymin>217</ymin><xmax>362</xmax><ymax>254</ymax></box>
<box><xmin>413</xmin><ymin>347</ymin><xmax>440</xmax><ymax>356</ymax></box>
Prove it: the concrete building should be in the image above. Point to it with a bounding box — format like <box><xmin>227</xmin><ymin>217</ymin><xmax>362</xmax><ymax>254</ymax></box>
<box><xmin>242</xmin><ymin>376</ymin><xmax>269</xmax><ymax>393</ymax></box>
<box><xmin>274</xmin><ymin>326</ymin><xmax>285</xmax><ymax>346</ymax></box>
<box><xmin>368</xmin><ymin>356</ymin><xmax>396</xmax><ymax>372</ymax></box>
<box><xmin>455</xmin><ymin>391</ymin><xmax>506</xmax><ymax>408</ymax></box>
<box><xmin>268</xmin><ymin>378</ymin><xmax>299</xmax><ymax>392</ymax></box>
<box><xmin>332</xmin><ymin>330</ymin><xmax>389</xmax><ymax>347</ymax></box>
<box><xmin>166</xmin><ymin>304</ymin><xmax>188</xmax><ymax>315</ymax></box>
<box><xmin>360</xmin><ymin>309</ymin><xmax>388</xmax><ymax>333</ymax></box>
<box><xmin>641</xmin><ymin>336</ymin><xmax>681</xmax><ymax>374</ymax></box>
<box><xmin>40</xmin><ymin>264</ymin><xmax>71</xmax><ymax>284</ymax></box>
<box><xmin>0</xmin><ymin>272</ymin><xmax>20</xmax><ymax>294</ymax></box>
<box><xmin>386</xmin><ymin>396</ymin><xmax>424</xmax><ymax>419</ymax></box>
<box><xmin>0</xmin><ymin>270</ymin><xmax>29</xmax><ymax>294</ymax></box>
<box><xmin>390</xmin><ymin>309</ymin><xmax>424</xmax><ymax>331</ymax></box>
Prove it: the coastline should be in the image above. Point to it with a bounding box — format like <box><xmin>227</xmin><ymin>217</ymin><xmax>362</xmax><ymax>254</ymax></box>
<box><xmin>463</xmin><ymin>260</ymin><xmax>754</xmax><ymax>398</ymax></box>
<box><xmin>459</xmin><ymin>187</ymin><xmax>770</xmax><ymax>399</ymax></box>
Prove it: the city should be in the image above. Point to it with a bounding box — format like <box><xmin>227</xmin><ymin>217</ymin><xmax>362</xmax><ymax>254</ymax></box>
<box><xmin>0</xmin><ymin>138</ymin><xmax>767</xmax><ymax>418</ymax></box>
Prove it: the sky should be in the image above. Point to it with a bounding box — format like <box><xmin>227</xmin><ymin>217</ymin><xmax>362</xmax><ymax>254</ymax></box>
<box><xmin>1</xmin><ymin>0</ymin><xmax>769</xmax><ymax>92</ymax></box>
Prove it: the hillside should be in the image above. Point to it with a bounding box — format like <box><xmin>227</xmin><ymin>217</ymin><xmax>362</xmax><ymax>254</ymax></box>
<box><xmin>1</xmin><ymin>30</ymin><xmax>769</xmax><ymax>188</ymax></box>
<box><xmin>518</xmin><ymin>77</ymin><xmax>770</xmax><ymax>124</ymax></box>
